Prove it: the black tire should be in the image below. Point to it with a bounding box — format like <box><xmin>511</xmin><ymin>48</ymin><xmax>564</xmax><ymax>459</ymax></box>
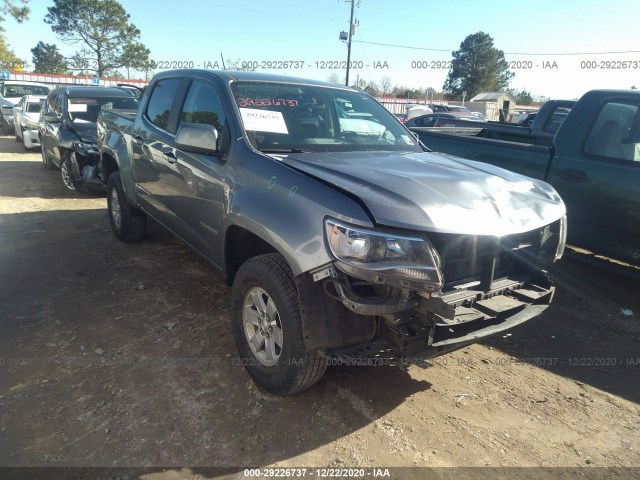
<box><xmin>60</xmin><ymin>154</ymin><xmax>80</xmax><ymax>191</ymax></box>
<box><xmin>106</xmin><ymin>171</ymin><xmax>147</xmax><ymax>243</ymax></box>
<box><xmin>41</xmin><ymin>144</ymin><xmax>55</xmax><ymax>170</ymax></box>
<box><xmin>231</xmin><ymin>254</ymin><xmax>327</xmax><ymax>395</ymax></box>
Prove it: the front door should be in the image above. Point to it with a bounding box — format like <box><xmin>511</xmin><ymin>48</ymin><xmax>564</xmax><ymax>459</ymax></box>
<box><xmin>551</xmin><ymin>97</ymin><xmax>640</xmax><ymax>264</ymax></box>
<box><xmin>153</xmin><ymin>78</ymin><xmax>230</xmax><ymax>265</ymax></box>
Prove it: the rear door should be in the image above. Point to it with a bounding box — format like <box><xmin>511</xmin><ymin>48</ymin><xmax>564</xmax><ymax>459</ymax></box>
<box><xmin>551</xmin><ymin>97</ymin><xmax>640</xmax><ymax>263</ymax></box>
<box><xmin>131</xmin><ymin>76</ymin><xmax>185</xmax><ymax>223</ymax></box>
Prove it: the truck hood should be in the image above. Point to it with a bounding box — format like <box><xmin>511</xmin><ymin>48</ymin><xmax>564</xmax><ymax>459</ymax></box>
<box><xmin>277</xmin><ymin>150</ymin><xmax>566</xmax><ymax>236</ymax></box>
<box><xmin>68</xmin><ymin>120</ymin><xmax>97</xmax><ymax>143</ymax></box>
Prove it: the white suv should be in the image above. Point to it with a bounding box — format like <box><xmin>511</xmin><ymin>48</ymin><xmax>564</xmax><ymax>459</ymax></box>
<box><xmin>0</xmin><ymin>81</ymin><xmax>50</xmax><ymax>133</ymax></box>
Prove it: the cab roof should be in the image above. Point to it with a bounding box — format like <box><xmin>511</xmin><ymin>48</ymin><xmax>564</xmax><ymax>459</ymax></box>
<box><xmin>54</xmin><ymin>85</ymin><xmax>136</xmax><ymax>98</ymax></box>
<box><xmin>155</xmin><ymin>69</ymin><xmax>355</xmax><ymax>90</ymax></box>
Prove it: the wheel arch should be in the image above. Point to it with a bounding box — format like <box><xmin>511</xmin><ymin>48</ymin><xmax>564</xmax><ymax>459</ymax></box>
<box><xmin>99</xmin><ymin>131</ymin><xmax>137</xmax><ymax>206</ymax></box>
<box><xmin>224</xmin><ymin>224</ymin><xmax>281</xmax><ymax>285</ymax></box>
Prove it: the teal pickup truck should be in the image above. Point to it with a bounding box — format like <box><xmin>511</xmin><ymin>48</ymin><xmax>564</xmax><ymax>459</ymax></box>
<box><xmin>412</xmin><ymin>90</ymin><xmax>640</xmax><ymax>265</ymax></box>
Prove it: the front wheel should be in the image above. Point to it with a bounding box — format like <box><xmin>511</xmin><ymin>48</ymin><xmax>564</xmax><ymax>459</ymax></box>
<box><xmin>60</xmin><ymin>154</ymin><xmax>80</xmax><ymax>191</ymax></box>
<box><xmin>231</xmin><ymin>254</ymin><xmax>327</xmax><ymax>395</ymax></box>
<box><xmin>41</xmin><ymin>144</ymin><xmax>55</xmax><ymax>170</ymax></box>
<box><xmin>107</xmin><ymin>171</ymin><xmax>147</xmax><ymax>243</ymax></box>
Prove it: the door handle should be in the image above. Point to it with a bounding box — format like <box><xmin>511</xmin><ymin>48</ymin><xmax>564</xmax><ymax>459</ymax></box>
<box><xmin>163</xmin><ymin>147</ymin><xmax>177</xmax><ymax>164</ymax></box>
<box><xmin>133</xmin><ymin>134</ymin><xmax>144</xmax><ymax>146</ymax></box>
<box><xmin>559</xmin><ymin>168</ymin><xmax>586</xmax><ymax>182</ymax></box>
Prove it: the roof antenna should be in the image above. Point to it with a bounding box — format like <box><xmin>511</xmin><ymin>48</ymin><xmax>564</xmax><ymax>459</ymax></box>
<box><xmin>220</xmin><ymin>53</ymin><xmax>226</xmax><ymax>70</ymax></box>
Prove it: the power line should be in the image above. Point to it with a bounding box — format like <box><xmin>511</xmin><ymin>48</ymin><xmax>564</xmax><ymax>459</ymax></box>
<box><xmin>352</xmin><ymin>39</ymin><xmax>640</xmax><ymax>56</ymax></box>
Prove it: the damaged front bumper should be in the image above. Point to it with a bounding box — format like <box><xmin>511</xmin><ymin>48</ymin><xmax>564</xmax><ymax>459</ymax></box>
<box><xmin>302</xmin><ymin>218</ymin><xmax>564</xmax><ymax>365</ymax></box>
<box><xmin>319</xmin><ymin>272</ymin><xmax>553</xmax><ymax>364</ymax></box>
<box><xmin>22</xmin><ymin>128</ymin><xmax>40</xmax><ymax>148</ymax></box>
<box><xmin>331</xmin><ymin>275</ymin><xmax>552</xmax><ymax>363</ymax></box>
<box><xmin>70</xmin><ymin>141</ymin><xmax>102</xmax><ymax>185</ymax></box>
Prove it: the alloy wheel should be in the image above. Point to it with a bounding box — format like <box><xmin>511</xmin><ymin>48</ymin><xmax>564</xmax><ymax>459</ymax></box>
<box><xmin>242</xmin><ymin>287</ymin><xmax>284</xmax><ymax>366</ymax></box>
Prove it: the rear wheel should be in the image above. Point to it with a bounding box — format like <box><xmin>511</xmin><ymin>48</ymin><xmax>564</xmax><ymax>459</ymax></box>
<box><xmin>231</xmin><ymin>254</ymin><xmax>327</xmax><ymax>395</ymax></box>
<box><xmin>107</xmin><ymin>171</ymin><xmax>147</xmax><ymax>242</ymax></box>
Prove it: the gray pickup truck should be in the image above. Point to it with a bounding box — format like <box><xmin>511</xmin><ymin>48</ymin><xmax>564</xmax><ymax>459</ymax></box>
<box><xmin>97</xmin><ymin>70</ymin><xmax>567</xmax><ymax>395</ymax></box>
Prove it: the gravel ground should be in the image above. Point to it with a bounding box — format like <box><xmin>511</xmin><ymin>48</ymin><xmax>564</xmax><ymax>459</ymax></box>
<box><xmin>0</xmin><ymin>136</ymin><xmax>638</xmax><ymax>480</ymax></box>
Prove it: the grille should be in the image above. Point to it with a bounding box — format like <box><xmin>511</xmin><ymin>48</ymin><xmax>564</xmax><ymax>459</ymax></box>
<box><xmin>430</xmin><ymin>224</ymin><xmax>556</xmax><ymax>291</ymax></box>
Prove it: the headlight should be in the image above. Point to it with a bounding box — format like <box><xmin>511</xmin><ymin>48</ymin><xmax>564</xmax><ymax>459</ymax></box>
<box><xmin>74</xmin><ymin>141</ymin><xmax>99</xmax><ymax>156</ymax></box>
<box><xmin>324</xmin><ymin>219</ymin><xmax>443</xmax><ymax>291</ymax></box>
<box><xmin>25</xmin><ymin>119</ymin><xmax>39</xmax><ymax>130</ymax></box>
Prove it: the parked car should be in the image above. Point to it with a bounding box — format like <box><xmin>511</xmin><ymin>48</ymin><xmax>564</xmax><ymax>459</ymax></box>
<box><xmin>97</xmin><ymin>70</ymin><xmax>567</xmax><ymax>395</ymax></box>
<box><xmin>13</xmin><ymin>94</ymin><xmax>46</xmax><ymax>149</ymax></box>
<box><xmin>0</xmin><ymin>81</ymin><xmax>50</xmax><ymax>133</ymax></box>
<box><xmin>393</xmin><ymin>113</ymin><xmax>407</xmax><ymax>123</ymax></box>
<box><xmin>39</xmin><ymin>85</ymin><xmax>138</xmax><ymax>191</ymax></box>
<box><xmin>428</xmin><ymin>104</ymin><xmax>473</xmax><ymax>114</ymax></box>
<box><xmin>405</xmin><ymin>104</ymin><xmax>433</xmax><ymax>121</ymax></box>
<box><xmin>470</xmin><ymin>112</ymin><xmax>488</xmax><ymax>121</ymax></box>
<box><xmin>412</xmin><ymin>91</ymin><xmax>640</xmax><ymax>265</ymax></box>
<box><xmin>405</xmin><ymin>112</ymin><xmax>486</xmax><ymax>128</ymax></box>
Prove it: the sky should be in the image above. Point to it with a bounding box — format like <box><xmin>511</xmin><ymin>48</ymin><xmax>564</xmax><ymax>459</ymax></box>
<box><xmin>3</xmin><ymin>0</ymin><xmax>640</xmax><ymax>100</ymax></box>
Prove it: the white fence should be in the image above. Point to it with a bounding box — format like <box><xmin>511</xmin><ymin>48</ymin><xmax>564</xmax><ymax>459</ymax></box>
<box><xmin>2</xmin><ymin>71</ymin><xmax>148</xmax><ymax>87</ymax></box>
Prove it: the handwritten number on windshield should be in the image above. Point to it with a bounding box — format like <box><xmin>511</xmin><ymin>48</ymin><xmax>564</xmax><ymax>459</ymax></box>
<box><xmin>237</xmin><ymin>98</ymin><xmax>299</xmax><ymax>108</ymax></box>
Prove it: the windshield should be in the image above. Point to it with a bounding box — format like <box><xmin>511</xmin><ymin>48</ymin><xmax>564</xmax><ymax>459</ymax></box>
<box><xmin>2</xmin><ymin>84</ymin><xmax>50</xmax><ymax>98</ymax></box>
<box><xmin>231</xmin><ymin>81</ymin><xmax>420</xmax><ymax>153</ymax></box>
<box><xmin>67</xmin><ymin>96</ymin><xmax>138</xmax><ymax>123</ymax></box>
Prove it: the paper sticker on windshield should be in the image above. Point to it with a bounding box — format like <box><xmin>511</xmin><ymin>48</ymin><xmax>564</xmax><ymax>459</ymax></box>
<box><xmin>68</xmin><ymin>103</ymin><xmax>87</xmax><ymax>112</ymax></box>
<box><xmin>239</xmin><ymin>108</ymin><xmax>288</xmax><ymax>134</ymax></box>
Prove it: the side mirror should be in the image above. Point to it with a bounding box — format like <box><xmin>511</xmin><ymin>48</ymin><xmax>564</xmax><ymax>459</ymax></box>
<box><xmin>42</xmin><ymin>113</ymin><xmax>61</xmax><ymax>123</ymax></box>
<box><xmin>175</xmin><ymin>123</ymin><xmax>219</xmax><ymax>155</ymax></box>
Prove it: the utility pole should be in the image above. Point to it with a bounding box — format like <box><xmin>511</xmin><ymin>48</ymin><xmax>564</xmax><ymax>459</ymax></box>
<box><xmin>345</xmin><ymin>0</ymin><xmax>355</xmax><ymax>86</ymax></box>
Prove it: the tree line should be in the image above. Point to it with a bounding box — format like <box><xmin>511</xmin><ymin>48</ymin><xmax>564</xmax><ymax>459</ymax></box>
<box><xmin>0</xmin><ymin>1</ymin><xmax>537</xmax><ymax>101</ymax></box>
<box><xmin>0</xmin><ymin>0</ymin><xmax>153</xmax><ymax>79</ymax></box>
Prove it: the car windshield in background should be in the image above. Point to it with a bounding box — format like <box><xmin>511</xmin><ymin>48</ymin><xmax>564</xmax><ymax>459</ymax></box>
<box><xmin>231</xmin><ymin>81</ymin><xmax>420</xmax><ymax>153</ymax></box>
<box><xmin>27</xmin><ymin>101</ymin><xmax>43</xmax><ymax>113</ymax></box>
<box><xmin>2</xmin><ymin>84</ymin><xmax>50</xmax><ymax>98</ymax></box>
<box><xmin>67</xmin><ymin>96</ymin><xmax>138</xmax><ymax>123</ymax></box>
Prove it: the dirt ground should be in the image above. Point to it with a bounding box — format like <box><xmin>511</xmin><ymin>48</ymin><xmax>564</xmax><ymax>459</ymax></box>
<box><xmin>0</xmin><ymin>135</ymin><xmax>639</xmax><ymax>479</ymax></box>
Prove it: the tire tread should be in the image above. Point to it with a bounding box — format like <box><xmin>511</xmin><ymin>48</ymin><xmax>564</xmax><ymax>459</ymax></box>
<box><xmin>234</xmin><ymin>254</ymin><xmax>327</xmax><ymax>395</ymax></box>
<box><xmin>107</xmin><ymin>172</ymin><xmax>146</xmax><ymax>243</ymax></box>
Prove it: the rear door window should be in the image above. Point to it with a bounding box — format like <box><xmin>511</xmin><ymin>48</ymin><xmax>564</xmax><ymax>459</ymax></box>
<box><xmin>542</xmin><ymin>106</ymin><xmax>572</xmax><ymax>134</ymax></box>
<box><xmin>584</xmin><ymin>101</ymin><xmax>640</xmax><ymax>162</ymax></box>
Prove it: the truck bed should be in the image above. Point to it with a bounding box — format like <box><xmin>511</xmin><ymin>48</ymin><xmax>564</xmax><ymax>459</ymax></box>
<box><xmin>415</xmin><ymin>128</ymin><xmax>552</xmax><ymax>181</ymax></box>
